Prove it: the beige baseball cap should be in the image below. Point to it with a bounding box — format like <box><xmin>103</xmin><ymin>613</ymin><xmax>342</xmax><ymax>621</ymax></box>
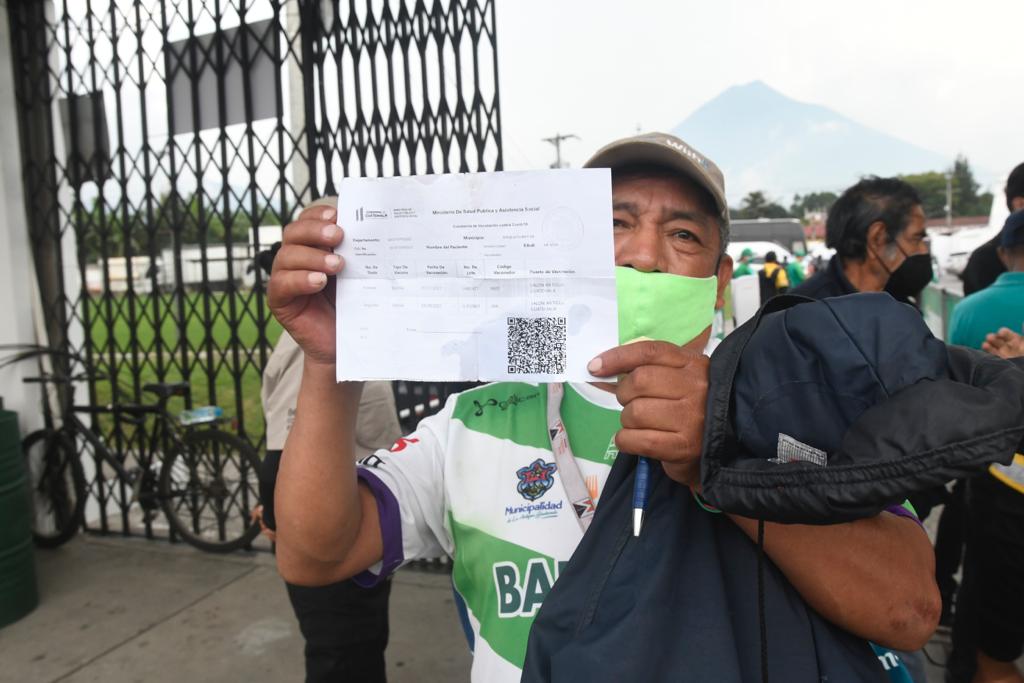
<box><xmin>584</xmin><ymin>132</ymin><xmax>728</xmax><ymax>223</ymax></box>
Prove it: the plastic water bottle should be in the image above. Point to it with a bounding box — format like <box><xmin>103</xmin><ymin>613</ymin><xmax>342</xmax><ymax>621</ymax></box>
<box><xmin>178</xmin><ymin>405</ymin><xmax>223</xmax><ymax>425</ymax></box>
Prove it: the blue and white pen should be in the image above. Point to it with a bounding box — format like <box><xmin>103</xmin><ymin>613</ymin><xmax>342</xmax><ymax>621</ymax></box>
<box><xmin>632</xmin><ymin>455</ymin><xmax>652</xmax><ymax>536</ymax></box>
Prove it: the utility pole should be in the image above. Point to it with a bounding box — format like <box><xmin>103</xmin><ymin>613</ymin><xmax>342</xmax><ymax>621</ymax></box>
<box><xmin>543</xmin><ymin>133</ymin><xmax>579</xmax><ymax>169</ymax></box>
<box><xmin>944</xmin><ymin>172</ymin><xmax>953</xmax><ymax>229</ymax></box>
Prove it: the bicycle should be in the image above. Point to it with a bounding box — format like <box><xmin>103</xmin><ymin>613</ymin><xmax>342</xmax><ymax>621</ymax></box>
<box><xmin>2</xmin><ymin>345</ymin><xmax>262</xmax><ymax>553</ymax></box>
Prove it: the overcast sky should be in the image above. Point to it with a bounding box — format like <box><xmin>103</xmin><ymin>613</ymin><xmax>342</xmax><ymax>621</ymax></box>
<box><xmin>494</xmin><ymin>0</ymin><xmax>1023</xmax><ymax>190</ymax></box>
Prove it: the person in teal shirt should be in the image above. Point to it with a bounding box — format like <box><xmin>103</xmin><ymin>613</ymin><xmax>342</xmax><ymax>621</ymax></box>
<box><xmin>733</xmin><ymin>247</ymin><xmax>755</xmax><ymax>278</ymax></box>
<box><xmin>946</xmin><ymin>208</ymin><xmax>1024</xmax><ymax>683</ymax></box>
<box><xmin>948</xmin><ymin>210</ymin><xmax>1024</xmax><ymax>350</ymax></box>
<box><xmin>786</xmin><ymin>249</ymin><xmax>807</xmax><ymax>287</ymax></box>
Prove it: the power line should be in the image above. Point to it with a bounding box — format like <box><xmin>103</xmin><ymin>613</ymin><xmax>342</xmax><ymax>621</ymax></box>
<box><xmin>542</xmin><ymin>133</ymin><xmax>579</xmax><ymax>169</ymax></box>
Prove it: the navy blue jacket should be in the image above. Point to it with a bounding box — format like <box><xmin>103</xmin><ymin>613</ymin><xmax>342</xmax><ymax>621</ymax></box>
<box><xmin>521</xmin><ymin>449</ymin><xmax>889</xmax><ymax>682</ymax></box>
<box><xmin>522</xmin><ymin>293</ymin><xmax>1024</xmax><ymax>682</ymax></box>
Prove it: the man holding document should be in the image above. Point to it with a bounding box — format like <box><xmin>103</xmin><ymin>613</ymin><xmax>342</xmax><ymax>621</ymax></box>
<box><xmin>269</xmin><ymin>133</ymin><xmax>939</xmax><ymax>681</ymax></box>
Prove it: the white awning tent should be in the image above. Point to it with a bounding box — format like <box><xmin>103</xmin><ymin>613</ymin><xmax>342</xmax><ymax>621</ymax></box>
<box><xmin>928</xmin><ymin>176</ymin><xmax>1012</xmax><ymax>278</ymax></box>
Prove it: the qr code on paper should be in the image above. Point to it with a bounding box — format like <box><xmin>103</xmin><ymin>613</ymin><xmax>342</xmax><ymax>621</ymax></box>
<box><xmin>507</xmin><ymin>317</ymin><xmax>567</xmax><ymax>374</ymax></box>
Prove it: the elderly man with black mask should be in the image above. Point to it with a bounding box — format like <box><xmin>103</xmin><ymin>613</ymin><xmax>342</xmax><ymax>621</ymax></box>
<box><xmin>792</xmin><ymin>177</ymin><xmax>932</xmax><ymax>305</ymax></box>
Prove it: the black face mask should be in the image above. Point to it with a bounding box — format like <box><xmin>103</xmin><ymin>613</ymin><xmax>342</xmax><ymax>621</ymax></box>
<box><xmin>883</xmin><ymin>243</ymin><xmax>933</xmax><ymax>302</ymax></box>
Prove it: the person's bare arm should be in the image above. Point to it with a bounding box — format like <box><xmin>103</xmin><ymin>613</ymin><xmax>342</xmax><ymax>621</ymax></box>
<box><xmin>588</xmin><ymin>341</ymin><xmax>941</xmax><ymax>651</ymax></box>
<box><xmin>729</xmin><ymin>512</ymin><xmax>940</xmax><ymax>651</ymax></box>
<box><xmin>267</xmin><ymin>204</ymin><xmax>384</xmax><ymax>586</ymax></box>
<box><xmin>273</xmin><ymin>362</ymin><xmax>384</xmax><ymax>586</ymax></box>
<box><xmin>982</xmin><ymin>325</ymin><xmax>1024</xmax><ymax>359</ymax></box>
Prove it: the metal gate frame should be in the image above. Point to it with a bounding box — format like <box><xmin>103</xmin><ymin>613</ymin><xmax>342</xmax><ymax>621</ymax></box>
<box><xmin>6</xmin><ymin>0</ymin><xmax>502</xmax><ymax>540</ymax></box>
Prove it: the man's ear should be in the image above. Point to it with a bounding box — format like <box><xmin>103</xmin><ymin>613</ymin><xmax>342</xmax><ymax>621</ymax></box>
<box><xmin>1010</xmin><ymin>197</ymin><xmax>1024</xmax><ymax>212</ymax></box>
<box><xmin>715</xmin><ymin>254</ymin><xmax>734</xmax><ymax>310</ymax></box>
<box><xmin>865</xmin><ymin>221</ymin><xmax>890</xmax><ymax>262</ymax></box>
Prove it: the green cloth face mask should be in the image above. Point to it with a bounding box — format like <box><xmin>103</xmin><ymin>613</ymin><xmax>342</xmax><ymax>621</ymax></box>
<box><xmin>615</xmin><ymin>266</ymin><xmax>718</xmax><ymax>347</ymax></box>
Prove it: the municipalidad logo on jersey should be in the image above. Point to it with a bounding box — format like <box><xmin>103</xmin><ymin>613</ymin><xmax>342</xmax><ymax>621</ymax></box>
<box><xmin>516</xmin><ymin>458</ymin><xmax>557</xmax><ymax>501</ymax></box>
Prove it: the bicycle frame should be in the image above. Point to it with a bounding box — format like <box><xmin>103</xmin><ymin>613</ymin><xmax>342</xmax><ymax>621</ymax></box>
<box><xmin>7</xmin><ymin>344</ymin><xmax>261</xmax><ymax>551</ymax></box>
<box><xmin>22</xmin><ymin>367</ymin><xmax>190</xmax><ymax>511</ymax></box>
<box><xmin>61</xmin><ymin>403</ymin><xmax>179</xmax><ymax>507</ymax></box>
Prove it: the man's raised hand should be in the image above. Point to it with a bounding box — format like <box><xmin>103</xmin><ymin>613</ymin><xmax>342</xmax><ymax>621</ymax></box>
<box><xmin>587</xmin><ymin>340</ymin><xmax>709</xmax><ymax>488</ymax></box>
<box><xmin>982</xmin><ymin>325</ymin><xmax>1024</xmax><ymax>360</ymax></box>
<box><xmin>267</xmin><ymin>204</ymin><xmax>345</xmax><ymax>366</ymax></box>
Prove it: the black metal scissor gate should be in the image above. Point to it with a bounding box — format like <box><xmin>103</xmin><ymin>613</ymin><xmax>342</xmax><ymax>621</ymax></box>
<box><xmin>7</xmin><ymin>0</ymin><xmax>502</xmax><ymax>539</ymax></box>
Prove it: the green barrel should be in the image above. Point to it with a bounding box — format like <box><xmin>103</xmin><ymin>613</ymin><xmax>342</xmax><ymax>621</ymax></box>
<box><xmin>0</xmin><ymin>409</ymin><xmax>39</xmax><ymax>629</ymax></box>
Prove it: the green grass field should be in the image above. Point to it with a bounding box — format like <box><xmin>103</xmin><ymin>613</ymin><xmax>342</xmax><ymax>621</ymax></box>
<box><xmin>82</xmin><ymin>290</ymin><xmax>284</xmax><ymax>443</ymax></box>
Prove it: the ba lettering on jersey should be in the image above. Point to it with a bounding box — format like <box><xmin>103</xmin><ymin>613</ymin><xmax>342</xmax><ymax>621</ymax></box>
<box><xmin>492</xmin><ymin>558</ymin><xmax>569</xmax><ymax>618</ymax></box>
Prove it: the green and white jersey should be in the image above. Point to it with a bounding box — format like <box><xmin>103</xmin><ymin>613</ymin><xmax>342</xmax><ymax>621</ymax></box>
<box><xmin>355</xmin><ymin>381</ymin><xmax>622</xmax><ymax>682</ymax></box>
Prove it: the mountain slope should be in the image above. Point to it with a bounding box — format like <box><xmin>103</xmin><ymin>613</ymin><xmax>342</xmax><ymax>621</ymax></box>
<box><xmin>671</xmin><ymin>81</ymin><xmax>950</xmax><ymax>204</ymax></box>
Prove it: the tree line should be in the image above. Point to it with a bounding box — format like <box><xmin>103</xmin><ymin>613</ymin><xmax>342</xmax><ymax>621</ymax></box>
<box><xmin>73</xmin><ymin>193</ymin><xmax>285</xmax><ymax>263</ymax></box>
<box><xmin>72</xmin><ymin>155</ymin><xmax>994</xmax><ymax>262</ymax></box>
<box><xmin>731</xmin><ymin>155</ymin><xmax>994</xmax><ymax>222</ymax></box>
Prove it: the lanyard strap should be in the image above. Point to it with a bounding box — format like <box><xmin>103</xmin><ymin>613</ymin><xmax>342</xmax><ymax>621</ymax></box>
<box><xmin>546</xmin><ymin>383</ymin><xmax>596</xmax><ymax>533</ymax></box>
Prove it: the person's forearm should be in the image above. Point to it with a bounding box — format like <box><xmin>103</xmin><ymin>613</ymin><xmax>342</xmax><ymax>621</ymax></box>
<box><xmin>275</xmin><ymin>359</ymin><xmax>364</xmax><ymax>566</ymax></box>
<box><xmin>730</xmin><ymin>512</ymin><xmax>941</xmax><ymax>650</ymax></box>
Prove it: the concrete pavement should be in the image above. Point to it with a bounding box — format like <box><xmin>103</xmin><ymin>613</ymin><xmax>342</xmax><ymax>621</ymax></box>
<box><xmin>0</xmin><ymin>531</ymin><xmax>995</xmax><ymax>683</ymax></box>
<box><xmin>0</xmin><ymin>535</ymin><xmax>470</xmax><ymax>683</ymax></box>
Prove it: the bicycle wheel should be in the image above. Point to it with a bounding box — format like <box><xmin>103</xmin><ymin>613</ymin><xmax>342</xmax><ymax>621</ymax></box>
<box><xmin>21</xmin><ymin>429</ymin><xmax>86</xmax><ymax>548</ymax></box>
<box><xmin>158</xmin><ymin>429</ymin><xmax>262</xmax><ymax>553</ymax></box>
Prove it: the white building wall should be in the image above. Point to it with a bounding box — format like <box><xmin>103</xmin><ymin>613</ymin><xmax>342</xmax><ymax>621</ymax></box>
<box><xmin>0</xmin><ymin>4</ymin><xmax>45</xmax><ymax>437</ymax></box>
<box><xmin>1</xmin><ymin>4</ymin><xmax>93</xmax><ymax>528</ymax></box>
